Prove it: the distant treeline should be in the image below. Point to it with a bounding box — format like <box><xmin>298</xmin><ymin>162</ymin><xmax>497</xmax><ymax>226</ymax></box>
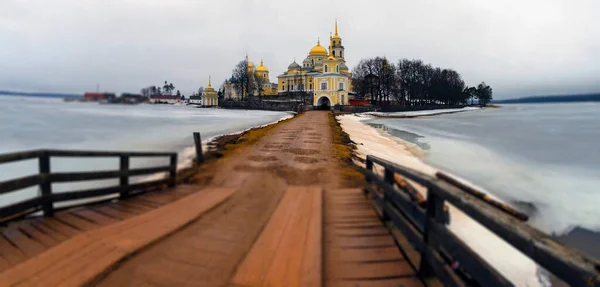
<box><xmin>494</xmin><ymin>93</ymin><xmax>600</xmax><ymax>104</ymax></box>
<box><xmin>0</xmin><ymin>90</ymin><xmax>82</xmax><ymax>99</ymax></box>
<box><xmin>352</xmin><ymin>57</ymin><xmax>492</xmax><ymax>106</ymax></box>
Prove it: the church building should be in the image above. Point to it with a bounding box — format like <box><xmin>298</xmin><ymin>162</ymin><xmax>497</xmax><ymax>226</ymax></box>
<box><xmin>223</xmin><ymin>56</ymin><xmax>278</xmax><ymax>100</ymax></box>
<box><xmin>277</xmin><ymin>20</ymin><xmax>351</xmax><ymax>108</ymax></box>
<box><xmin>201</xmin><ymin>76</ymin><xmax>218</xmax><ymax>106</ymax></box>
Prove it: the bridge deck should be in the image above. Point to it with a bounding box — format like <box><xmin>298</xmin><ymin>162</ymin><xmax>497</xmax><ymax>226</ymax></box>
<box><xmin>0</xmin><ymin>111</ymin><xmax>423</xmax><ymax>286</ymax></box>
<box><xmin>0</xmin><ymin>185</ymin><xmax>197</xmax><ymax>273</ymax></box>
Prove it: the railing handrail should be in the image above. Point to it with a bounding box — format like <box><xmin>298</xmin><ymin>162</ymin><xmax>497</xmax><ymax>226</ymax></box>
<box><xmin>0</xmin><ymin>149</ymin><xmax>175</xmax><ymax>163</ymax></box>
<box><xmin>0</xmin><ymin>148</ymin><xmax>178</xmax><ymax>223</ymax></box>
<box><xmin>365</xmin><ymin>154</ymin><xmax>600</xmax><ymax>287</ymax></box>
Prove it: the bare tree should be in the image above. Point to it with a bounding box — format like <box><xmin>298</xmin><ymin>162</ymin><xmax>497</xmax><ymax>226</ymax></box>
<box><xmin>231</xmin><ymin>59</ymin><xmax>257</xmax><ymax>101</ymax></box>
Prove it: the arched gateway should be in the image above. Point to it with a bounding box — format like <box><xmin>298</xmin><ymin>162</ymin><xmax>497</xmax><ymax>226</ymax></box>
<box><xmin>316</xmin><ymin>96</ymin><xmax>331</xmax><ymax>110</ymax></box>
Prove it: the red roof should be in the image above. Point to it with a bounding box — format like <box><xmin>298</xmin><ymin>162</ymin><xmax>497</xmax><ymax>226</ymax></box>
<box><xmin>84</xmin><ymin>92</ymin><xmax>105</xmax><ymax>99</ymax></box>
<box><xmin>150</xmin><ymin>95</ymin><xmax>181</xmax><ymax>100</ymax></box>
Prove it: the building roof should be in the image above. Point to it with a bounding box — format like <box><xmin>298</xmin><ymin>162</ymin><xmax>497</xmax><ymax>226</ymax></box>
<box><xmin>150</xmin><ymin>95</ymin><xmax>180</xmax><ymax>99</ymax></box>
<box><xmin>309</xmin><ymin>39</ymin><xmax>328</xmax><ymax>56</ymax></box>
<box><xmin>288</xmin><ymin>61</ymin><xmax>301</xmax><ymax>70</ymax></box>
<box><xmin>255</xmin><ymin>59</ymin><xmax>268</xmax><ymax>72</ymax></box>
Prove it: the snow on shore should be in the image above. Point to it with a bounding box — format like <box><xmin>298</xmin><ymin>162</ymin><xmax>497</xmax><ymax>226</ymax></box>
<box><xmin>363</xmin><ymin>106</ymin><xmax>482</xmax><ymax>118</ymax></box>
<box><xmin>338</xmin><ymin>114</ymin><xmax>543</xmax><ymax>286</ymax></box>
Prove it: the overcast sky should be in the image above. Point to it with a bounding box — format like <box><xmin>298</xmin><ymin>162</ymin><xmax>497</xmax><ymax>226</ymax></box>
<box><xmin>1</xmin><ymin>0</ymin><xmax>599</xmax><ymax>99</ymax></box>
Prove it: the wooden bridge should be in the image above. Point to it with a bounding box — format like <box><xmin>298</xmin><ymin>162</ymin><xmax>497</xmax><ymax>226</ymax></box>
<box><xmin>0</xmin><ymin>111</ymin><xmax>598</xmax><ymax>286</ymax></box>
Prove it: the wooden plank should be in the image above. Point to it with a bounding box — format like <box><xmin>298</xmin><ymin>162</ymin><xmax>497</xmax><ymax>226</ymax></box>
<box><xmin>1</xmin><ymin>226</ymin><xmax>46</xmax><ymax>257</ymax></box>
<box><xmin>49</xmin><ymin>166</ymin><xmax>171</xmax><ymax>182</ymax></box>
<box><xmin>118</xmin><ymin>200</ymin><xmax>154</xmax><ymax>211</ymax></box>
<box><xmin>128</xmin><ymin>198</ymin><xmax>163</xmax><ymax>208</ymax></box>
<box><xmin>71</xmin><ymin>208</ymin><xmax>119</xmax><ymax>225</ymax></box>
<box><xmin>0</xmin><ymin>175</ymin><xmax>44</xmax><ymax>195</ymax></box>
<box><xmin>300</xmin><ymin>187</ymin><xmax>323</xmax><ymax>287</ymax></box>
<box><xmin>0</xmin><ymin>235</ymin><xmax>26</xmax><ymax>265</ymax></box>
<box><xmin>262</xmin><ymin>188</ymin><xmax>310</xmax><ymax>286</ymax></box>
<box><xmin>0</xmin><ymin>188</ymin><xmax>234</xmax><ymax>286</ymax></box>
<box><xmin>0</xmin><ymin>150</ymin><xmax>41</xmax><ymax>164</ymax></box>
<box><xmin>330</xmin><ymin>261</ymin><xmax>415</xmax><ymax>280</ymax></box>
<box><xmin>330</xmin><ymin>246</ymin><xmax>404</xmax><ymax>262</ymax></box>
<box><xmin>17</xmin><ymin>222</ymin><xmax>59</xmax><ymax>248</ymax></box>
<box><xmin>47</xmin><ymin>149</ymin><xmax>174</xmax><ymax>157</ymax></box>
<box><xmin>35</xmin><ymin>218</ymin><xmax>81</xmax><ymax>237</ymax></box>
<box><xmin>331</xmin><ymin>227</ymin><xmax>390</xmax><ymax>237</ymax></box>
<box><xmin>29</xmin><ymin>220</ymin><xmax>69</xmax><ymax>242</ymax></box>
<box><xmin>0</xmin><ymin>254</ymin><xmax>10</xmax><ymax>271</ymax></box>
<box><xmin>54</xmin><ymin>212</ymin><xmax>99</xmax><ymax>231</ymax></box>
<box><xmin>328</xmin><ymin>277</ymin><xmax>423</xmax><ymax>287</ymax></box>
<box><xmin>104</xmin><ymin>202</ymin><xmax>144</xmax><ymax>215</ymax></box>
<box><xmin>90</xmin><ymin>205</ymin><xmax>134</xmax><ymax>220</ymax></box>
<box><xmin>0</xmin><ymin>197</ymin><xmax>42</xmax><ymax>220</ymax></box>
<box><xmin>335</xmin><ymin>235</ymin><xmax>396</xmax><ymax>248</ymax></box>
<box><xmin>232</xmin><ymin>187</ymin><xmax>304</xmax><ymax>285</ymax></box>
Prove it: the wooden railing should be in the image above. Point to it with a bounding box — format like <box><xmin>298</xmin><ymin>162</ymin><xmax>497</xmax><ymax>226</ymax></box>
<box><xmin>0</xmin><ymin>149</ymin><xmax>177</xmax><ymax>221</ymax></box>
<box><xmin>364</xmin><ymin>155</ymin><xmax>600</xmax><ymax>287</ymax></box>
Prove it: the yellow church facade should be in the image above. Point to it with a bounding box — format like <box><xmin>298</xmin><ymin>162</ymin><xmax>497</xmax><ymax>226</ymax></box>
<box><xmin>252</xmin><ymin>58</ymin><xmax>278</xmax><ymax>96</ymax></box>
<box><xmin>277</xmin><ymin>20</ymin><xmax>351</xmax><ymax>107</ymax></box>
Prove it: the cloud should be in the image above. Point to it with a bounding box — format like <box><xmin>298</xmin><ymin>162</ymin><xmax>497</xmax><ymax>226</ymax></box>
<box><xmin>1</xmin><ymin>0</ymin><xmax>598</xmax><ymax>98</ymax></box>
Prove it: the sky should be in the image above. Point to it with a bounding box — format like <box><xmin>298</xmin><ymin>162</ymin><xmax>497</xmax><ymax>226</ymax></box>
<box><xmin>1</xmin><ymin>0</ymin><xmax>599</xmax><ymax>99</ymax></box>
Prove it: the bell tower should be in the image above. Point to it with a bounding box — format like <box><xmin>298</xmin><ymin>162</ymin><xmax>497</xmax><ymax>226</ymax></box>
<box><xmin>331</xmin><ymin>19</ymin><xmax>345</xmax><ymax>62</ymax></box>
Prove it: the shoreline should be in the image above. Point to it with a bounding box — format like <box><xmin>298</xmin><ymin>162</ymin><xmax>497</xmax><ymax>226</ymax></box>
<box><xmin>174</xmin><ymin>112</ymin><xmax>295</xmax><ymax>170</ymax></box>
<box><xmin>361</xmin><ymin>106</ymin><xmax>483</xmax><ymax>118</ymax></box>
<box><xmin>141</xmin><ymin>112</ymin><xmax>297</xmax><ymax>185</ymax></box>
<box><xmin>338</xmin><ymin>113</ymin><xmax>544</xmax><ymax>286</ymax></box>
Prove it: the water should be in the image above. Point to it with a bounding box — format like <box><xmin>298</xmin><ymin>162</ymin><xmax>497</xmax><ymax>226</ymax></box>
<box><xmin>365</xmin><ymin>103</ymin><xmax>600</xmax><ymax>236</ymax></box>
<box><xmin>0</xmin><ymin>95</ymin><xmax>292</xmax><ymax>205</ymax></box>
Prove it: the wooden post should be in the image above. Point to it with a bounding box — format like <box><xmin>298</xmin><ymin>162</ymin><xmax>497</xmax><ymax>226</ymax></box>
<box><xmin>418</xmin><ymin>186</ymin><xmax>445</xmax><ymax>278</ymax></box>
<box><xmin>119</xmin><ymin>155</ymin><xmax>129</xmax><ymax>198</ymax></box>
<box><xmin>193</xmin><ymin>132</ymin><xmax>204</xmax><ymax>165</ymax></box>
<box><xmin>364</xmin><ymin>158</ymin><xmax>373</xmax><ymax>195</ymax></box>
<box><xmin>168</xmin><ymin>154</ymin><xmax>177</xmax><ymax>188</ymax></box>
<box><xmin>382</xmin><ymin>167</ymin><xmax>394</xmax><ymax>221</ymax></box>
<box><xmin>39</xmin><ymin>151</ymin><xmax>53</xmax><ymax>216</ymax></box>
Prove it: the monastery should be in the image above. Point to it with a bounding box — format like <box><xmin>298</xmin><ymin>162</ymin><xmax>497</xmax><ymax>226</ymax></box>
<box><xmin>224</xmin><ymin>20</ymin><xmax>351</xmax><ymax>108</ymax></box>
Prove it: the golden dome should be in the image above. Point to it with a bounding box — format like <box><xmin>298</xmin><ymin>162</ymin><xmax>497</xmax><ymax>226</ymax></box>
<box><xmin>309</xmin><ymin>38</ymin><xmax>328</xmax><ymax>56</ymax></box>
<box><xmin>255</xmin><ymin>59</ymin><xmax>268</xmax><ymax>72</ymax></box>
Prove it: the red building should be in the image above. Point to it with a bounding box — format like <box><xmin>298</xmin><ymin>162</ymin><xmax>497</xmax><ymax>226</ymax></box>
<box><xmin>83</xmin><ymin>92</ymin><xmax>105</xmax><ymax>101</ymax></box>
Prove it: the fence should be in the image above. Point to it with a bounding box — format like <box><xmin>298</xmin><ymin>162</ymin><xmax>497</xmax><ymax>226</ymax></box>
<box><xmin>0</xmin><ymin>149</ymin><xmax>177</xmax><ymax>222</ymax></box>
<box><xmin>364</xmin><ymin>155</ymin><xmax>600</xmax><ymax>286</ymax></box>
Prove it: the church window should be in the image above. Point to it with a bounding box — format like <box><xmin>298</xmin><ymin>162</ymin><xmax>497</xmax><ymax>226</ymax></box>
<box><xmin>321</xmin><ymin>82</ymin><xmax>327</xmax><ymax>90</ymax></box>
<box><xmin>336</xmin><ymin>65</ymin><xmax>339</xmax><ymax>72</ymax></box>
<box><xmin>309</xmin><ymin>83</ymin><xmax>313</xmax><ymax>90</ymax></box>
<box><xmin>339</xmin><ymin>82</ymin><xmax>344</xmax><ymax>90</ymax></box>
<box><xmin>263</xmin><ymin>73</ymin><xmax>266</xmax><ymax>78</ymax></box>
<box><xmin>341</xmin><ymin>51</ymin><xmax>343</xmax><ymax>58</ymax></box>
<box><xmin>333</xmin><ymin>51</ymin><xmax>336</xmax><ymax>57</ymax></box>
<box><xmin>325</xmin><ymin>65</ymin><xmax>328</xmax><ymax>72</ymax></box>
